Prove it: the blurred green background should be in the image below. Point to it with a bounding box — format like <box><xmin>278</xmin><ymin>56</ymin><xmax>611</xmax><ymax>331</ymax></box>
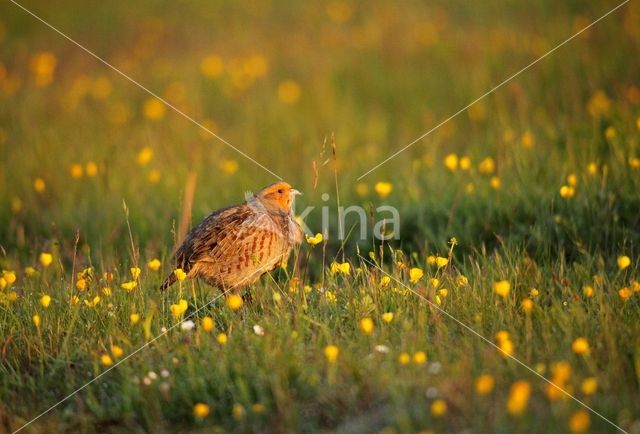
<box><xmin>1</xmin><ymin>0</ymin><xmax>639</xmax><ymax>263</ymax></box>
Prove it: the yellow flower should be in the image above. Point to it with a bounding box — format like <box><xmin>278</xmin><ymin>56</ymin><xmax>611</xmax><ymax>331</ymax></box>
<box><xmin>0</xmin><ymin>277</ymin><xmax>5</xmax><ymax>290</ymax></box>
<box><xmin>398</xmin><ymin>352</ymin><xmax>411</xmax><ymax>365</ymax></box>
<box><xmin>618</xmin><ymin>287</ymin><xmax>632</xmax><ymax>301</ymax></box>
<box><xmin>581</xmin><ymin>377</ymin><xmax>598</xmax><ymax>395</ymax></box>
<box><xmin>459</xmin><ymin>156</ymin><xmax>471</xmax><ymax>170</ymax></box>
<box><xmin>359</xmin><ymin>317</ymin><xmax>374</xmax><ymax>335</ymax></box>
<box><xmin>148</xmin><ymin>169</ymin><xmax>161</xmax><ymax>184</ymax></box>
<box><xmin>130</xmin><ymin>313</ymin><xmax>140</xmax><ymax>325</ymax></box>
<box><xmin>33</xmin><ymin>177</ymin><xmax>46</xmax><ymax>193</ymax></box>
<box><xmin>604</xmin><ymin>126</ymin><xmax>616</xmax><ymax>140</ymax></box>
<box><xmin>130</xmin><ymin>267</ymin><xmax>141</xmax><ymax>280</ymax></box>
<box><xmin>201</xmin><ymin>316</ymin><xmax>214</xmax><ymax>332</ymax></box>
<box><xmin>438</xmin><ymin>288</ymin><xmax>448</xmax><ymax>297</ymax></box>
<box><xmin>455</xmin><ymin>275</ymin><xmax>468</xmax><ymax>287</ymax></box>
<box><xmin>32</xmin><ymin>314</ymin><xmax>41</xmax><ymax>328</ymax></box>
<box><xmin>506</xmin><ymin>380</ymin><xmax>531</xmax><ymax>415</ymax></box>
<box><xmin>201</xmin><ymin>55</ymin><xmax>224</xmax><ymax>78</ymax></box>
<box><xmin>567</xmin><ymin>173</ymin><xmax>578</xmax><ymax>187</ymax></box>
<box><xmin>226</xmin><ymin>294</ymin><xmax>243</xmax><ymax>311</ymax></box>
<box><xmin>587</xmin><ymin>90</ymin><xmax>611</xmax><ymax>118</ymax></box>
<box><xmin>121</xmin><ymin>281</ymin><xmax>137</xmax><ymax>292</ymax></box>
<box><xmin>277</xmin><ymin>80</ymin><xmax>301</xmax><ymax>104</ymax></box>
<box><xmin>551</xmin><ymin>361</ymin><xmax>572</xmax><ymax>384</ymax></box>
<box><xmin>572</xmin><ymin>337</ymin><xmax>590</xmax><ymax>355</ymax></box>
<box><xmin>170</xmin><ymin>299</ymin><xmax>189</xmax><ymax>318</ymax></box>
<box><xmin>466</xmin><ymin>182</ymin><xmax>475</xmax><ymax>194</ymax></box>
<box><xmin>435</xmin><ymin>256</ymin><xmax>448</xmax><ymax>268</ymax></box>
<box><xmin>143</xmin><ymin>98</ymin><xmax>166</xmax><ymax>120</ymax></box>
<box><xmin>355</xmin><ymin>182</ymin><xmax>369</xmax><ymax>197</ymax></box>
<box><xmin>84</xmin><ymin>295</ymin><xmax>101</xmax><ymax>307</ymax></box>
<box><xmin>193</xmin><ymin>402</ymin><xmax>210</xmax><ymax>418</ymax></box>
<box><xmin>216</xmin><ymin>333</ymin><xmax>228</xmax><ymax>345</ymax></box>
<box><xmin>330</xmin><ymin>262</ymin><xmax>350</xmax><ymax>275</ymax></box>
<box><xmin>530</xmin><ymin>288</ymin><xmax>539</xmax><ymax>297</ymax></box>
<box><xmin>478</xmin><ymin>157</ymin><xmax>495</xmax><ymax>174</ymax></box>
<box><xmin>305</xmin><ymin>233</ymin><xmax>324</xmax><ymax>246</ymax></box>
<box><xmin>498</xmin><ymin>338</ymin><xmax>514</xmax><ymax>358</ymax></box>
<box><xmin>490</xmin><ymin>176</ymin><xmax>501</xmax><ymax>189</ymax></box>
<box><xmin>493</xmin><ymin>280</ymin><xmax>511</xmax><ymax>298</ymax></box>
<box><xmin>219</xmin><ymin>159</ymin><xmax>239</xmax><ymax>175</ymax></box>
<box><xmin>430</xmin><ymin>399</ymin><xmax>447</xmax><ymax>417</ymax></box>
<box><xmin>76</xmin><ymin>278</ymin><xmax>87</xmax><ymax>291</ymax></box>
<box><xmin>136</xmin><ymin>146</ymin><xmax>153</xmax><ymax>166</ymax></box>
<box><xmin>374</xmin><ymin>181</ymin><xmax>393</xmax><ymax>199</ymax></box>
<box><xmin>409</xmin><ymin>267</ymin><xmax>424</xmax><ymax>283</ymax></box>
<box><xmin>2</xmin><ymin>271</ymin><xmax>16</xmax><ymax>285</ymax></box>
<box><xmin>147</xmin><ymin>259</ymin><xmax>161</xmax><ymax>271</ymax></box>
<box><xmin>252</xmin><ymin>403</ymin><xmax>266</xmax><ymax>414</ymax></box>
<box><xmin>382</xmin><ymin>312</ymin><xmax>394</xmax><ymax>323</ymax></box>
<box><xmin>39</xmin><ymin>252</ymin><xmax>53</xmax><ymax>267</ymax></box>
<box><xmin>29</xmin><ymin>51</ymin><xmax>57</xmax><ymax>86</ymax></box>
<box><xmin>630</xmin><ymin>157</ymin><xmax>640</xmax><ymax>169</ymax></box>
<box><xmin>25</xmin><ymin>266</ymin><xmax>37</xmax><ymax>277</ymax></box>
<box><xmin>174</xmin><ymin>268</ymin><xmax>187</xmax><ymax>281</ymax></box>
<box><xmin>521</xmin><ymin>131</ymin><xmax>535</xmax><ymax>149</ymax></box>
<box><xmin>521</xmin><ymin>298</ymin><xmax>533</xmax><ymax>313</ymax></box>
<box><xmin>100</xmin><ymin>354</ymin><xmax>113</xmax><ymax>367</ymax></box>
<box><xmin>412</xmin><ymin>351</ymin><xmax>427</xmax><ymax>364</ymax></box>
<box><xmin>380</xmin><ymin>276</ymin><xmax>391</xmax><ymax>287</ymax></box>
<box><xmin>582</xmin><ymin>285</ymin><xmax>594</xmax><ymax>297</ymax></box>
<box><xmin>232</xmin><ymin>403</ymin><xmax>246</xmax><ymax>420</ymax></box>
<box><xmin>617</xmin><ymin>255</ymin><xmax>631</xmax><ymax>270</ymax></box>
<box><xmin>5</xmin><ymin>291</ymin><xmax>18</xmax><ymax>302</ymax></box>
<box><xmin>587</xmin><ymin>162</ymin><xmax>598</xmax><ymax>175</ymax></box>
<box><xmin>495</xmin><ymin>330</ymin><xmax>510</xmax><ymax>342</ymax></box>
<box><xmin>444</xmin><ymin>153</ymin><xmax>458</xmax><ymax>171</ymax></box>
<box><xmin>70</xmin><ymin>163</ymin><xmax>83</xmax><ymax>178</ymax></box>
<box><xmin>475</xmin><ymin>374</ymin><xmax>495</xmax><ymax>395</ymax></box>
<box><xmin>324</xmin><ymin>345</ymin><xmax>339</xmax><ymax>363</ymax></box>
<box><xmin>11</xmin><ymin>197</ymin><xmax>22</xmax><ymax>214</ymax></box>
<box><xmin>429</xmin><ymin>278</ymin><xmax>439</xmax><ymax>288</ymax></box>
<box><xmin>85</xmin><ymin>162</ymin><xmax>98</xmax><ymax>177</ymax></box>
<box><xmin>70</xmin><ymin>295</ymin><xmax>80</xmax><ymax>305</ymax></box>
<box><xmin>568</xmin><ymin>410</ymin><xmax>590</xmax><ymax>433</ymax></box>
<box><xmin>40</xmin><ymin>294</ymin><xmax>51</xmax><ymax>308</ymax></box>
<box><xmin>426</xmin><ymin>255</ymin><xmax>437</xmax><ymax>265</ymax></box>
<box><xmin>560</xmin><ymin>185</ymin><xmax>576</xmax><ymax>199</ymax></box>
<box><xmin>111</xmin><ymin>345</ymin><xmax>124</xmax><ymax>358</ymax></box>
<box><xmin>323</xmin><ymin>290</ymin><xmax>337</xmax><ymax>303</ymax></box>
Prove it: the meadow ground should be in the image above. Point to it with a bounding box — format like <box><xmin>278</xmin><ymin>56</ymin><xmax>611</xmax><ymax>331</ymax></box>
<box><xmin>1</xmin><ymin>0</ymin><xmax>640</xmax><ymax>433</ymax></box>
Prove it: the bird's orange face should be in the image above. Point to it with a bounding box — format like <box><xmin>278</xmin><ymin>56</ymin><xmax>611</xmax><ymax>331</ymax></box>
<box><xmin>256</xmin><ymin>182</ymin><xmax>301</xmax><ymax>212</ymax></box>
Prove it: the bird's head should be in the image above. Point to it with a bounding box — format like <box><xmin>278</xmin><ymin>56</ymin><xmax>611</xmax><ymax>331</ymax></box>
<box><xmin>255</xmin><ymin>182</ymin><xmax>301</xmax><ymax>213</ymax></box>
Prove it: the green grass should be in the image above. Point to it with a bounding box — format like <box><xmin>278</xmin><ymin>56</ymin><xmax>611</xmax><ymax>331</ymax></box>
<box><xmin>1</xmin><ymin>0</ymin><xmax>640</xmax><ymax>432</ymax></box>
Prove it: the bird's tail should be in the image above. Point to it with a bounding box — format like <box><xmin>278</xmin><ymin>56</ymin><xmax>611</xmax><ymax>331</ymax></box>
<box><xmin>159</xmin><ymin>273</ymin><xmax>176</xmax><ymax>291</ymax></box>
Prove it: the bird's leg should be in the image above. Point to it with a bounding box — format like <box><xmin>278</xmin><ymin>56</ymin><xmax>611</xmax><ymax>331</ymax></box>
<box><xmin>241</xmin><ymin>288</ymin><xmax>254</xmax><ymax>304</ymax></box>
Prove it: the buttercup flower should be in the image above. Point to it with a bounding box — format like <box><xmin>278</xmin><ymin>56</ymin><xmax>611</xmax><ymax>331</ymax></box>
<box><xmin>324</xmin><ymin>345</ymin><xmax>339</xmax><ymax>363</ymax></box>
<box><xmin>409</xmin><ymin>267</ymin><xmax>423</xmax><ymax>283</ymax></box>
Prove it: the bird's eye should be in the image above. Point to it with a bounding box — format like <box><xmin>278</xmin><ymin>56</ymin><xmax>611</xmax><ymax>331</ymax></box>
<box><xmin>278</xmin><ymin>189</ymin><xmax>283</xmax><ymax>194</ymax></box>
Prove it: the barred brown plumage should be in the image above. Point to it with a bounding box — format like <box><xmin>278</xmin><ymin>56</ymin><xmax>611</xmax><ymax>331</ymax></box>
<box><xmin>160</xmin><ymin>182</ymin><xmax>303</xmax><ymax>291</ymax></box>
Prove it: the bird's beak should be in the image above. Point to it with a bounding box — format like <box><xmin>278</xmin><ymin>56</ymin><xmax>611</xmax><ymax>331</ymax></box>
<box><xmin>291</xmin><ymin>189</ymin><xmax>302</xmax><ymax>196</ymax></box>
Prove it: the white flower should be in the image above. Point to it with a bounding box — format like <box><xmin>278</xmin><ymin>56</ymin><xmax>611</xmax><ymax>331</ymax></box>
<box><xmin>147</xmin><ymin>371</ymin><xmax>158</xmax><ymax>380</ymax></box>
<box><xmin>181</xmin><ymin>320</ymin><xmax>195</xmax><ymax>331</ymax></box>
<box><xmin>253</xmin><ymin>324</ymin><xmax>265</xmax><ymax>336</ymax></box>
<box><xmin>374</xmin><ymin>345</ymin><xmax>390</xmax><ymax>353</ymax></box>
<box><xmin>161</xmin><ymin>369</ymin><xmax>170</xmax><ymax>378</ymax></box>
